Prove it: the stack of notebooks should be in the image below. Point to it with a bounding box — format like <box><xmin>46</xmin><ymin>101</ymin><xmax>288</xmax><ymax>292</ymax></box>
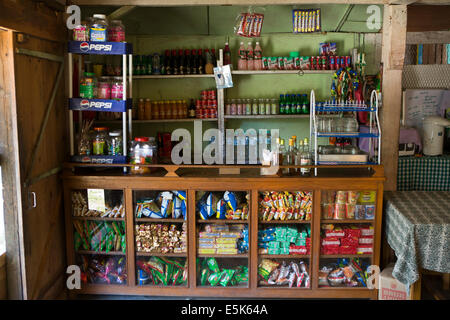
<box><xmin>405</xmin><ymin>44</ymin><xmax>450</xmax><ymax>65</ymax></box>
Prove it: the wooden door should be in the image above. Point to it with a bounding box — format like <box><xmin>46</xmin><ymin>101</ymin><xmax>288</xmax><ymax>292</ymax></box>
<box><xmin>13</xmin><ymin>32</ymin><xmax>68</xmax><ymax>300</ymax></box>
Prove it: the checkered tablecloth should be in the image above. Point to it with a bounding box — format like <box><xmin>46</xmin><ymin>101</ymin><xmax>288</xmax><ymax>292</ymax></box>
<box><xmin>397</xmin><ymin>155</ymin><xmax>450</xmax><ymax>191</ymax></box>
<box><xmin>384</xmin><ymin>191</ymin><xmax>450</xmax><ymax>288</ymax></box>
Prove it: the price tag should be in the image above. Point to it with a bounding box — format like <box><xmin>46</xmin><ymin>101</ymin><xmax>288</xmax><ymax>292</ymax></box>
<box><xmin>87</xmin><ymin>189</ymin><xmax>105</xmax><ymax>213</ymax></box>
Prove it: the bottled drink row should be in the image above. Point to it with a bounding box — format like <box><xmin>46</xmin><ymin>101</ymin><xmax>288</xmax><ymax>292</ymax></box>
<box><xmin>225</xmin><ymin>93</ymin><xmax>310</xmax><ymax>116</ymax></box>
<box><xmin>278</xmin><ymin>136</ymin><xmax>312</xmax><ymax>176</ymax></box>
<box><xmin>133</xmin><ymin>48</ymin><xmax>217</xmax><ymax>76</ymax></box>
<box><xmin>135</xmin><ymin>90</ymin><xmax>217</xmax><ymax>120</ymax></box>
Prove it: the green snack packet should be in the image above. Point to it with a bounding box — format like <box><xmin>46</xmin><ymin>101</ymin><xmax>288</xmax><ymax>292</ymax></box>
<box><xmin>219</xmin><ymin>269</ymin><xmax>236</xmax><ymax>287</ymax></box>
<box><xmin>206</xmin><ymin>257</ymin><xmax>220</xmax><ymax>273</ymax></box>
<box><xmin>200</xmin><ymin>268</ymin><xmax>210</xmax><ymax>286</ymax></box>
<box><xmin>165</xmin><ymin>263</ymin><xmax>173</xmax><ymax>286</ymax></box>
<box><xmin>74</xmin><ymin>232</ymin><xmax>82</xmax><ymax>251</ymax></box>
<box><xmin>208</xmin><ymin>272</ymin><xmax>221</xmax><ymax>286</ymax></box>
<box><xmin>121</xmin><ymin>235</ymin><xmax>126</xmax><ymax>253</ymax></box>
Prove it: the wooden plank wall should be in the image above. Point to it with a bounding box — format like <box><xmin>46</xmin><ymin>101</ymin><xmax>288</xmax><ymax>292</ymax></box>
<box><xmin>381</xmin><ymin>4</ymin><xmax>407</xmax><ymax>191</ymax></box>
<box><xmin>407</xmin><ymin>5</ymin><xmax>450</xmax><ymax>32</ymax></box>
<box><xmin>0</xmin><ymin>253</ymin><xmax>6</xmax><ymax>299</ymax></box>
<box><xmin>0</xmin><ymin>29</ymin><xmax>27</xmax><ymax>300</ymax></box>
<box><xmin>13</xmin><ymin>33</ymin><xmax>68</xmax><ymax>300</ymax></box>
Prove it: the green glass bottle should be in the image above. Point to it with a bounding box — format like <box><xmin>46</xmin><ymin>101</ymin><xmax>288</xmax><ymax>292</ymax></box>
<box><xmin>141</xmin><ymin>55</ymin><xmax>148</xmax><ymax>75</ymax></box>
<box><xmin>296</xmin><ymin>94</ymin><xmax>302</xmax><ymax>114</ymax></box>
<box><xmin>279</xmin><ymin>94</ymin><xmax>285</xmax><ymax>114</ymax></box>
<box><xmin>302</xmin><ymin>94</ymin><xmax>309</xmax><ymax>114</ymax></box>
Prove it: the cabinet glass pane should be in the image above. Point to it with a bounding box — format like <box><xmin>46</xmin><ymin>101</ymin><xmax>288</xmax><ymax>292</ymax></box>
<box><xmin>321</xmin><ymin>190</ymin><xmax>376</xmax><ymax>221</ymax></box>
<box><xmin>133</xmin><ymin>190</ymin><xmax>187</xmax><ymax>286</ymax></box>
<box><xmin>257</xmin><ymin>191</ymin><xmax>312</xmax><ymax>288</ymax></box>
<box><xmin>319</xmin><ymin>189</ymin><xmax>375</xmax><ymax>289</ymax></box>
<box><xmin>197</xmin><ymin>257</ymin><xmax>248</xmax><ymax>288</ymax></box>
<box><xmin>71</xmin><ymin>189</ymin><xmax>127</xmax><ymax>285</ymax></box>
<box><xmin>195</xmin><ymin>191</ymin><xmax>249</xmax><ymax>288</ymax></box>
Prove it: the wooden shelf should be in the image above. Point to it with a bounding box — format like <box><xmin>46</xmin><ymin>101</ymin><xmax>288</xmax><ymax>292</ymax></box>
<box><xmin>231</xmin><ymin>70</ymin><xmax>333</xmax><ymax>75</ymax></box>
<box><xmin>197</xmin><ymin>219</ymin><xmax>248</xmax><ymax>224</ymax></box>
<box><xmin>72</xmin><ymin>216</ymin><xmax>125</xmax><ymax>221</ymax></box>
<box><xmin>136</xmin><ymin>252</ymin><xmax>187</xmax><ymax>257</ymax></box>
<box><xmin>95</xmin><ymin>118</ymin><xmax>217</xmax><ymax>124</ymax></box>
<box><xmin>259</xmin><ymin>254</ymin><xmax>310</xmax><ymax>259</ymax></box>
<box><xmin>321</xmin><ymin>219</ymin><xmax>374</xmax><ymax>224</ymax></box>
<box><xmin>135</xmin><ymin>218</ymin><xmax>186</xmax><ymax>223</ymax></box>
<box><xmin>76</xmin><ymin>250</ymin><xmax>125</xmax><ymax>256</ymax></box>
<box><xmin>259</xmin><ymin>220</ymin><xmax>311</xmax><ymax>224</ymax></box>
<box><xmin>225</xmin><ymin>115</ymin><xmax>309</xmax><ymax>120</ymax></box>
<box><xmin>133</xmin><ymin>74</ymin><xmax>215</xmax><ymax>79</ymax></box>
<box><xmin>197</xmin><ymin>254</ymin><xmax>248</xmax><ymax>258</ymax></box>
<box><xmin>320</xmin><ymin>254</ymin><xmax>372</xmax><ymax>259</ymax></box>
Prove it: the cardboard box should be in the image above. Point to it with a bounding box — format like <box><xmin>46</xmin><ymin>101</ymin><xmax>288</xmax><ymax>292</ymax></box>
<box><xmin>378</xmin><ymin>265</ymin><xmax>410</xmax><ymax>300</ymax></box>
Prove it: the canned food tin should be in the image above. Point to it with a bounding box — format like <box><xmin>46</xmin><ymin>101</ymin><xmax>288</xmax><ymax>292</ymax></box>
<box><xmin>329</xmin><ymin>56</ymin><xmax>335</xmax><ymax>70</ymax></box>
<box><xmin>208</xmin><ymin>90</ymin><xmax>216</xmax><ymax>100</ymax></box>
<box><xmin>345</xmin><ymin>56</ymin><xmax>351</xmax><ymax>68</ymax></box>
<box><xmin>201</xmin><ymin>90</ymin><xmax>208</xmax><ymax>100</ymax></box>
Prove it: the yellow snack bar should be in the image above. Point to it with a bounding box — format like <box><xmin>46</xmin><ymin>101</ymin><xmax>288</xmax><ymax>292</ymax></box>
<box><xmin>216</xmin><ymin>238</ymin><xmax>237</xmax><ymax>244</ymax></box>
<box><xmin>216</xmin><ymin>248</ymin><xmax>238</xmax><ymax>254</ymax></box>
<box><xmin>199</xmin><ymin>232</ymin><xmax>221</xmax><ymax>238</ymax></box>
<box><xmin>220</xmin><ymin>232</ymin><xmax>242</xmax><ymax>238</ymax></box>
<box><xmin>214</xmin><ymin>243</ymin><xmax>236</xmax><ymax>249</ymax></box>
<box><xmin>198</xmin><ymin>248</ymin><xmax>216</xmax><ymax>254</ymax></box>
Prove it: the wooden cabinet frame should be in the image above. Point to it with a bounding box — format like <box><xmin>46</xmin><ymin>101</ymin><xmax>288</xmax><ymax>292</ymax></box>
<box><xmin>62</xmin><ymin>166</ymin><xmax>384</xmax><ymax>299</ymax></box>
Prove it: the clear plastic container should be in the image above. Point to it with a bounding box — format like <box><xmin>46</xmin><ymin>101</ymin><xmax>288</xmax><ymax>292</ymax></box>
<box><xmin>92</xmin><ymin>127</ymin><xmax>108</xmax><ymax>155</ymax></box>
<box><xmin>108</xmin><ymin>131</ymin><xmax>123</xmax><ymax>155</ymax></box>
<box><xmin>79</xmin><ymin>72</ymin><xmax>97</xmax><ymax>99</ymax></box>
<box><xmin>130</xmin><ymin>137</ymin><xmax>157</xmax><ymax>175</ymax></box>
<box><xmin>111</xmin><ymin>77</ymin><xmax>124</xmax><ymax>100</ymax></box>
<box><xmin>252</xmin><ymin>99</ymin><xmax>258</xmax><ymax>115</ymax></box>
<box><xmin>258</xmin><ymin>98</ymin><xmax>265</xmax><ymax>115</ymax></box>
<box><xmin>108</xmin><ymin>20</ymin><xmax>125</xmax><ymax>42</ymax></box>
<box><xmin>245</xmin><ymin>99</ymin><xmax>252</xmax><ymax>115</ymax></box>
<box><xmin>89</xmin><ymin>14</ymin><xmax>108</xmax><ymax>42</ymax></box>
<box><xmin>97</xmin><ymin>77</ymin><xmax>111</xmax><ymax>99</ymax></box>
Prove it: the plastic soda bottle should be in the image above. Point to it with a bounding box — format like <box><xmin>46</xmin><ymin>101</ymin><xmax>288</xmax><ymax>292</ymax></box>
<box><xmin>302</xmin><ymin>94</ymin><xmax>309</xmax><ymax>114</ymax></box>
<box><xmin>296</xmin><ymin>94</ymin><xmax>302</xmax><ymax>114</ymax></box>
<box><xmin>285</xmin><ymin>95</ymin><xmax>291</xmax><ymax>114</ymax></box>
<box><xmin>254</xmin><ymin>42</ymin><xmax>262</xmax><ymax>70</ymax></box>
<box><xmin>246</xmin><ymin>42</ymin><xmax>254</xmax><ymax>70</ymax></box>
<box><xmin>279</xmin><ymin>94</ymin><xmax>285</xmax><ymax>114</ymax></box>
<box><xmin>238</xmin><ymin>42</ymin><xmax>247</xmax><ymax>70</ymax></box>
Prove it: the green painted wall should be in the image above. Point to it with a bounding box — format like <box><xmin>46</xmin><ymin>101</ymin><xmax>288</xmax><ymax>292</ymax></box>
<box><xmin>81</xmin><ymin>4</ymin><xmax>382</xmax><ymax>146</ymax></box>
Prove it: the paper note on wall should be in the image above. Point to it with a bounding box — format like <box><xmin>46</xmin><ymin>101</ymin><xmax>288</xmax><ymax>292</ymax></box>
<box><xmin>87</xmin><ymin>189</ymin><xmax>105</xmax><ymax>213</ymax></box>
<box><xmin>404</xmin><ymin>89</ymin><xmax>447</xmax><ymax>134</ymax></box>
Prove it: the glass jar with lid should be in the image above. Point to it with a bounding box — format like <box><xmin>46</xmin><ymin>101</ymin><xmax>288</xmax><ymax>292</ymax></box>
<box><xmin>92</xmin><ymin>127</ymin><xmax>108</xmax><ymax>155</ymax></box>
<box><xmin>107</xmin><ymin>130</ymin><xmax>123</xmax><ymax>156</ymax></box>
<box><xmin>108</xmin><ymin>20</ymin><xmax>126</xmax><ymax>42</ymax></box>
<box><xmin>97</xmin><ymin>77</ymin><xmax>111</xmax><ymax>99</ymax></box>
<box><xmin>79</xmin><ymin>72</ymin><xmax>97</xmax><ymax>99</ymax></box>
<box><xmin>89</xmin><ymin>14</ymin><xmax>108</xmax><ymax>42</ymax></box>
<box><xmin>111</xmin><ymin>77</ymin><xmax>124</xmax><ymax>100</ymax></box>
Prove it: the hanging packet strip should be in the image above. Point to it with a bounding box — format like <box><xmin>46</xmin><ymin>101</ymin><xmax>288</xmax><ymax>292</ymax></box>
<box><xmin>223</xmin><ymin>191</ymin><xmax>238</xmax><ymax>212</ymax></box>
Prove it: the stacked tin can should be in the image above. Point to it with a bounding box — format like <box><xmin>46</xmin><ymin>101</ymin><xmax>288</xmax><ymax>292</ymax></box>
<box><xmin>196</xmin><ymin>90</ymin><xmax>217</xmax><ymax>119</ymax></box>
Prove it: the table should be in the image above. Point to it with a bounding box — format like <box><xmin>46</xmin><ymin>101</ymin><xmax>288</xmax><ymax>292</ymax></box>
<box><xmin>384</xmin><ymin>191</ymin><xmax>450</xmax><ymax>295</ymax></box>
<box><xmin>397</xmin><ymin>155</ymin><xmax>450</xmax><ymax>191</ymax></box>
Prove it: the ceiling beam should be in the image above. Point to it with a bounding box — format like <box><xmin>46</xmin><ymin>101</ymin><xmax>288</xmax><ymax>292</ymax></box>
<box><xmin>107</xmin><ymin>5</ymin><xmax>137</xmax><ymax>20</ymax></box>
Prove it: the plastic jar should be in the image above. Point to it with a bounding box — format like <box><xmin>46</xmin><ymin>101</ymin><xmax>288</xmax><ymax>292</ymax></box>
<box><xmin>73</xmin><ymin>20</ymin><xmax>89</xmax><ymax>41</ymax></box>
<box><xmin>89</xmin><ymin>14</ymin><xmax>108</xmax><ymax>42</ymax></box>
<box><xmin>111</xmin><ymin>77</ymin><xmax>124</xmax><ymax>100</ymax></box>
<box><xmin>130</xmin><ymin>137</ymin><xmax>150</xmax><ymax>174</ymax></box>
<box><xmin>97</xmin><ymin>77</ymin><xmax>111</xmax><ymax>99</ymax></box>
<box><xmin>108</xmin><ymin>20</ymin><xmax>126</xmax><ymax>42</ymax></box>
<box><xmin>79</xmin><ymin>72</ymin><xmax>97</xmax><ymax>99</ymax></box>
<box><xmin>92</xmin><ymin>127</ymin><xmax>108</xmax><ymax>155</ymax></box>
<box><xmin>108</xmin><ymin>131</ymin><xmax>123</xmax><ymax>155</ymax></box>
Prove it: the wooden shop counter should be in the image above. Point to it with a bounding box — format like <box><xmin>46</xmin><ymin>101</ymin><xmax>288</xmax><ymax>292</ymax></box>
<box><xmin>62</xmin><ymin>165</ymin><xmax>384</xmax><ymax>299</ymax></box>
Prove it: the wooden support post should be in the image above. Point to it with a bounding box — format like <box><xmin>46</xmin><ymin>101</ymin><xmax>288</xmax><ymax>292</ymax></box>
<box><xmin>409</xmin><ymin>272</ymin><xmax>422</xmax><ymax>300</ymax></box>
<box><xmin>381</xmin><ymin>4</ymin><xmax>407</xmax><ymax>191</ymax></box>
